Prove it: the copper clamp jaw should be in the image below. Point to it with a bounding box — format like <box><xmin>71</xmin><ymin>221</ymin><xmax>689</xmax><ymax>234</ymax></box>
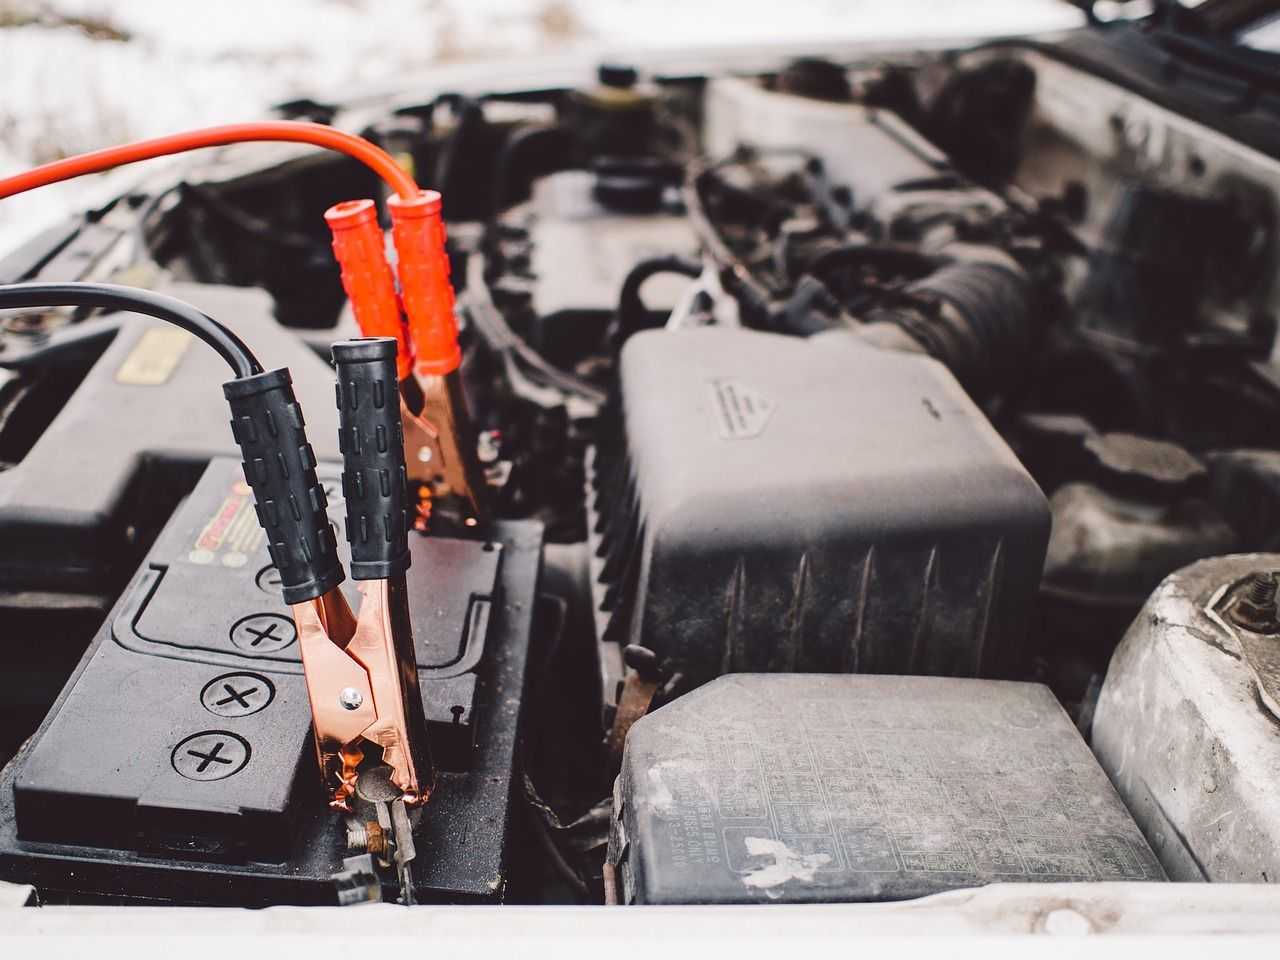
<box><xmin>401</xmin><ymin>370</ymin><xmax>490</xmax><ymax>525</ymax></box>
<box><xmin>293</xmin><ymin>575</ymin><xmax>432</xmax><ymax>811</ymax></box>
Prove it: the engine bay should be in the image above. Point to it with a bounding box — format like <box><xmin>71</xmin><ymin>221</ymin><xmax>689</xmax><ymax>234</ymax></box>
<box><xmin>1</xmin><ymin>30</ymin><xmax>1279</xmax><ymax>910</ymax></box>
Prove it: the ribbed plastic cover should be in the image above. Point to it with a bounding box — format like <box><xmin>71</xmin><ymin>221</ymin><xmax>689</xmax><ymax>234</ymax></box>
<box><xmin>589</xmin><ymin>328</ymin><xmax>1050</xmax><ymax>684</ymax></box>
<box><xmin>609</xmin><ymin>674</ymin><xmax>1165</xmax><ymax>904</ymax></box>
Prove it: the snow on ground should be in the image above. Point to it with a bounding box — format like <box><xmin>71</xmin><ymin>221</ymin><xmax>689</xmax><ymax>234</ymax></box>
<box><xmin>0</xmin><ymin>0</ymin><xmax>1082</xmax><ymax>258</ymax></box>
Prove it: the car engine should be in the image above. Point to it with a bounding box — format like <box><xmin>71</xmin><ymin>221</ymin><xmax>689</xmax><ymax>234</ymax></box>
<box><xmin>1</xmin><ymin>27</ymin><xmax>1279</xmax><ymax>912</ymax></box>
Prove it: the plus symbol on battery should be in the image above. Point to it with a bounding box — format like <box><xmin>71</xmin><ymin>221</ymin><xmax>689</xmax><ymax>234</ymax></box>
<box><xmin>186</xmin><ymin>740</ymin><xmax>234</xmax><ymax>774</ymax></box>
<box><xmin>243</xmin><ymin>621</ymin><xmax>282</xmax><ymax>647</ymax></box>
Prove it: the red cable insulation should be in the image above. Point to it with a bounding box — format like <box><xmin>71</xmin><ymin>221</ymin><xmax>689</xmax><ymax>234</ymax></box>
<box><xmin>0</xmin><ymin>121</ymin><xmax>420</xmax><ymax>201</ymax></box>
<box><xmin>0</xmin><ymin>120</ymin><xmax>464</xmax><ymax>371</ymax></box>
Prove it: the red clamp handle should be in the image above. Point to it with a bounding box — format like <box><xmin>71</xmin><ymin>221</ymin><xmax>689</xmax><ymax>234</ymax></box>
<box><xmin>389</xmin><ymin>191</ymin><xmax>460</xmax><ymax>377</ymax></box>
<box><xmin>324</xmin><ymin>199</ymin><xmax>412</xmax><ymax>380</ymax></box>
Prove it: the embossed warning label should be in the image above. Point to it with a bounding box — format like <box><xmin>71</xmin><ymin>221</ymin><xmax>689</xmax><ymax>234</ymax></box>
<box><xmin>708</xmin><ymin>378</ymin><xmax>774</xmax><ymax>440</ymax></box>
<box><xmin>614</xmin><ymin>674</ymin><xmax>1168</xmax><ymax>903</ymax></box>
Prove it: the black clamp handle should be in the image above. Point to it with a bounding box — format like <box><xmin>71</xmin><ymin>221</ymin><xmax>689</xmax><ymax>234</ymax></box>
<box><xmin>332</xmin><ymin>338</ymin><xmax>411</xmax><ymax>580</ymax></box>
<box><xmin>223</xmin><ymin>368</ymin><xmax>344</xmax><ymax>604</ymax></box>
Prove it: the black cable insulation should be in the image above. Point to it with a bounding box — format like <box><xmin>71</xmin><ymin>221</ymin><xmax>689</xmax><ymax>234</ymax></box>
<box><xmin>0</xmin><ymin>281</ymin><xmax>262</xmax><ymax>377</ymax></box>
<box><xmin>613</xmin><ymin>254</ymin><xmax>702</xmax><ymax>346</ymax></box>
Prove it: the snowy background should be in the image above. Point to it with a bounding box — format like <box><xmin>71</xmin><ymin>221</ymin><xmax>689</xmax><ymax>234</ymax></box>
<box><xmin>0</xmin><ymin>0</ymin><xmax>1083</xmax><ymax>257</ymax></box>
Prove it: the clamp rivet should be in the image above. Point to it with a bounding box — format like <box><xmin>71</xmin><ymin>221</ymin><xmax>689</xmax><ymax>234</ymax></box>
<box><xmin>339</xmin><ymin>687</ymin><xmax>364</xmax><ymax>710</ymax></box>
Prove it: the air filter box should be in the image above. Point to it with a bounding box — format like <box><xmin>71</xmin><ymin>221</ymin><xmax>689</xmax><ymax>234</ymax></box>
<box><xmin>607</xmin><ymin>674</ymin><xmax>1164</xmax><ymax>904</ymax></box>
<box><xmin>588</xmin><ymin>328</ymin><xmax>1049</xmax><ymax>688</ymax></box>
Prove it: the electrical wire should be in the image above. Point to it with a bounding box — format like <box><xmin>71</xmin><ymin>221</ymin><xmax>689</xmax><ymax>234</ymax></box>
<box><xmin>612</xmin><ymin>254</ymin><xmax>702</xmax><ymax>347</ymax></box>
<box><xmin>0</xmin><ymin>282</ymin><xmax>262</xmax><ymax>378</ymax></box>
<box><xmin>0</xmin><ymin>121</ymin><xmax>420</xmax><ymax>202</ymax></box>
<box><xmin>462</xmin><ymin>253</ymin><xmax>607</xmax><ymax>407</ymax></box>
<box><xmin>684</xmin><ymin>168</ymin><xmax>775</xmax><ymax>324</ymax></box>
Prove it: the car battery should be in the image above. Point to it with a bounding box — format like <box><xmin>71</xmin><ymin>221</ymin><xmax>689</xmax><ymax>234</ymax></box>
<box><xmin>607</xmin><ymin>674</ymin><xmax>1164</xmax><ymax>904</ymax></box>
<box><xmin>0</xmin><ymin>281</ymin><xmax>346</xmax><ymax>765</ymax></box>
<box><xmin>0</xmin><ymin>457</ymin><xmax>546</xmax><ymax>905</ymax></box>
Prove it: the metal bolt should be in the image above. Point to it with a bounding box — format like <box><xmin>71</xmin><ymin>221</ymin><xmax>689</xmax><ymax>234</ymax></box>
<box><xmin>416</xmin><ymin>446</ymin><xmax>433</xmax><ymax>463</ymax></box>
<box><xmin>346</xmin><ymin>820</ymin><xmax>388</xmax><ymax>857</ymax></box>
<box><xmin>1249</xmin><ymin>572</ymin><xmax>1278</xmax><ymax>607</ymax></box>
<box><xmin>1229</xmin><ymin>572</ymin><xmax>1280</xmax><ymax>633</ymax></box>
<box><xmin>346</xmin><ymin>822</ymin><xmax>369</xmax><ymax>853</ymax></box>
<box><xmin>339</xmin><ymin>687</ymin><xmax>364</xmax><ymax>710</ymax></box>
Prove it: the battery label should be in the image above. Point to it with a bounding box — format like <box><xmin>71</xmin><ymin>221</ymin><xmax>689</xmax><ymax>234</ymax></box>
<box><xmin>115</xmin><ymin>326</ymin><xmax>193</xmax><ymax>386</ymax></box>
<box><xmin>187</xmin><ymin>479</ymin><xmax>263</xmax><ymax>568</ymax></box>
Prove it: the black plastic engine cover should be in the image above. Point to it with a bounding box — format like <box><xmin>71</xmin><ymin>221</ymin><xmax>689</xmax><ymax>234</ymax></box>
<box><xmin>0</xmin><ymin>458</ymin><xmax>544</xmax><ymax>904</ymax></box>
<box><xmin>608</xmin><ymin>674</ymin><xmax>1165</xmax><ymax>904</ymax></box>
<box><xmin>0</xmin><ymin>282</ymin><xmax>342</xmax><ymax>593</ymax></box>
<box><xmin>588</xmin><ymin>327</ymin><xmax>1050</xmax><ymax>689</ymax></box>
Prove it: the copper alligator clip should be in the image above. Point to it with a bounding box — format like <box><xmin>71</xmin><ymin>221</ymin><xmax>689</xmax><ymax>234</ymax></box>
<box><xmin>224</xmin><ymin>352</ymin><xmax>430</xmax><ymax>814</ymax></box>
<box><xmin>224</xmin><ymin>337</ymin><xmax>434</xmax><ymax>907</ymax></box>
<box><xmin>292</xmin><ymin>577</ymin><xmax>431</xmax><ymax>811</ymax></box>
<box><xmin>292</xmin><ymin>337</ymin><xmax>435</xmax><ymax>811</ymax></box>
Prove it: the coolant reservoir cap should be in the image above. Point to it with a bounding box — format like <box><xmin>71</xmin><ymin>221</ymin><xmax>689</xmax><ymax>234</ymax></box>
<box><xmin>597</xmin><ymin>63</ymin><xmax>638</xmax><ymax>89</ymax></box>
<box><xmin>591</xmin><ymin>156</ymin><xmax>673</xmax><ymax>213</ymax></box>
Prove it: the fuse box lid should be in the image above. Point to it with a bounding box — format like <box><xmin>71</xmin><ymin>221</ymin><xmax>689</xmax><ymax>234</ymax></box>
<box><xmin>609</xmin><ymin>673</ymin><xmax>1165</xmax><ymax>904</ymax></box>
